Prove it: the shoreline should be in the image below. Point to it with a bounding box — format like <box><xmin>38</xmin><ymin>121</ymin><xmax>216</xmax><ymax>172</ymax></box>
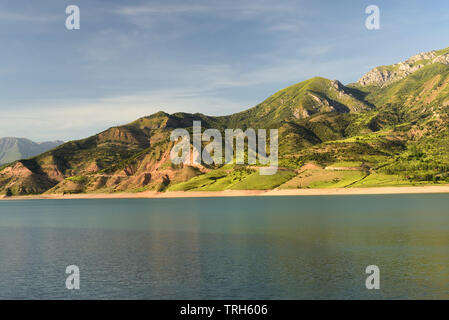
<box><xmin>1</xmin><ymin>185</ymin><xmax>449</xmax><ymax>200</ymax></box>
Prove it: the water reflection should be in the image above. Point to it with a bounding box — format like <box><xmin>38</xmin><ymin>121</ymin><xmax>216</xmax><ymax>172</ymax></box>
<box><xmin>0</xmin><ymin>194</ymin><xmax>448</xmax><ymax>299</ymax></box>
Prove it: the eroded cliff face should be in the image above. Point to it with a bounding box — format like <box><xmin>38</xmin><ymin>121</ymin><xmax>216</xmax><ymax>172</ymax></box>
<box><xmin>358</xmin><ymin>50</ymin><xmax>449</xmax><ymax>87</ymax></box>
<box><xmin>0</xmin><ymin>161</ymin><xmax>57</xmax><ymax>194</ymax></box>
<box><xmin>0</xmin><ymin>123</ymin><xmax>209</xmax><ymax>195</ymax></box>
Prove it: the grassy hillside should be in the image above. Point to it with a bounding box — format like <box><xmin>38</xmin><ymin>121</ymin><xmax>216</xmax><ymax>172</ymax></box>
<box><xmin>1</xmin><ymin>46</ymin><xmax>449</xmax><ymax>195</ymax></box>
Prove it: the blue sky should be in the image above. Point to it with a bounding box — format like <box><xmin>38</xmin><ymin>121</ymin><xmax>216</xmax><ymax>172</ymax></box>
<box><xmin>1</xmin><ymin>0</ymin><xmax>448</xmax><ymax>141</ymax></box>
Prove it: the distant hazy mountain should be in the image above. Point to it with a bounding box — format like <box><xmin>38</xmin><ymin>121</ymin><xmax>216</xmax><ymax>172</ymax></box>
<box><xmin>0</xmin><ymin>138</ymin><xmax>64</xmax><ymax>165</ymax></box>
<box><xmin>1</xmin><ymin>46</ymin><xmax>449</xmax><ymax>195</ymax></box>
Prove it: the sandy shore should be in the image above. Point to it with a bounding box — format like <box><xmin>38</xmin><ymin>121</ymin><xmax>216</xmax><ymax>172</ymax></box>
<box><xmin>1</xmin><ymin>185</ymin><xmax>449</xmax><ymax>200</ymax></box>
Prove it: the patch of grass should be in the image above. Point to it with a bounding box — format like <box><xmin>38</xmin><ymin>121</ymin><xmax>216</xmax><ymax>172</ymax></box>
<box><xmin>309</xmin><ymin>171</ymin><xmax>365</xmax><ymax>188</ymax></box>
<box><xmin>435</xmin><ymin>47</ymin><xmax>449</xmax><ymax>56</ymax></box>
<box><xmin>350</xmin><ymin>173</ymin><xmax>413</xmax><ymax>187</ymax></box>
<box><xmin>377</xmin><ymin>64</ymin><xmax>400</xmax><ymax>72</ymax></box>
<box><xmin>281</xmin><ymin>169</ymin><xmax>365</xmax><ymax>189</ymax></box>
<box><xmin>65</xmin><ymin>176</ymin><xmax>88</xmax><ymax>183</ymax></box>
<box><xmin>167</xmin><ymin>171</ymin><xmax>225</xmax><ymax>191</ymax></box>
<box><xmin>327</xmin><ymin>161</ymin><xmax>363</xmax><ymax>168</ymax></box>
<box><xmin>167</xmin><ymin>165</ymin><xmax>253</xmax><ymax>191</ymax></box>
<box><xmin>230</xmin><ymin>170</ymin><xmax>296</xmax><ymax>190</ymax></box>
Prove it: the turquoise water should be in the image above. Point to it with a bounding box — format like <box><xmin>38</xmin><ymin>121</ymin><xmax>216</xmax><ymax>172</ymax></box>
<box><xmin>0</xmin><ymin>194</ymin><xmax>449</xmax><ymax>299</ymax></box>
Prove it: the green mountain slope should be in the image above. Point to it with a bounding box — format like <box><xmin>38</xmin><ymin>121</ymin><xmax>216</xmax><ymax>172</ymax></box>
<box><xmin>1</xmin><ymin>46</ymin><xmax>449</xmax><ymax>195</ymax></box>
<box><xmin>0</xmin><ymin>138</ymin><xmax>63</xmax><ymax>165</ymax></box>
<box><xmin>221</xmin><ymin>77</ymin><xmax>373</xmax><ymax>128</ymax></box>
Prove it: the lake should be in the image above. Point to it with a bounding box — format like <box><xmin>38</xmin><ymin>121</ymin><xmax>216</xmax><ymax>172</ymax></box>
<box><xmin>0</xmin><ymin>194</ymin><xmax>449</xmax><ymax>299</ymax></box>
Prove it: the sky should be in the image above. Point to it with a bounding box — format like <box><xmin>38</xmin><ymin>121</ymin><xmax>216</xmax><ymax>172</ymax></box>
<box><xmin>1</xmin><ymin>0</ymin><xmax>448</xmax><ymax>141</ymax></box>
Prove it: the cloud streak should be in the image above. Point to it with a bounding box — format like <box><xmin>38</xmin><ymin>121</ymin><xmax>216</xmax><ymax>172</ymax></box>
<box><xmin>0</xmin><ymin>90</ymin><xmax>253</xmax><ymax>141</ymax></box>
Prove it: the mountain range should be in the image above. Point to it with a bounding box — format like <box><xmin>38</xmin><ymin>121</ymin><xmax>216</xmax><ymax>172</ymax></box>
<box><xmin>0</xmin><ymin>138</ymin><xmax>63</xmax><ymax>165</ymax></box>
<box><xmin>1</xmin><ymin>46</ymin><xmax>449</xmax><ymax>195</ymax></box>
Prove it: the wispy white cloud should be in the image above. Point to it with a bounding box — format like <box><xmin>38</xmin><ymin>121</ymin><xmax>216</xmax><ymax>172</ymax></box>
<box><xmin>0</xmin><ymin>90</ymin><xmax>253</xmax><ymax>141</ymax></box>
<box><xmin>0</xmin><ymin>10</ymin><xmax>58</xmax><ymax>23</ymax></box>
<box><xmin>114</xmin><ymin>0</ymin><xmax>300</xmax><ymax>17</ymax></box>
<box><xmin>115</xmin><ymin>3</ymin><xmax>210</xmax><ymax>16</ymax></box>
<box><xmin>112</xmin><ymin>0</ymin><xmax>307</xmax><ymax>30</ymax></box>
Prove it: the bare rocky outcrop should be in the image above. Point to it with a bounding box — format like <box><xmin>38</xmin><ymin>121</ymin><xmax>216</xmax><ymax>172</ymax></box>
<box><xmin>0</xmin><ymin>162</ymin><xmax>33</xmax><ymax>177</ymax></box>
<box><xmin>0</xmin><ymin>161</ymin><xmax>57</xmax><ymax>195</ymax></box>
<box><xmin>358</xmin><ymin>50</ymin><xmax>449</xmax><ymax>87</ymax></box>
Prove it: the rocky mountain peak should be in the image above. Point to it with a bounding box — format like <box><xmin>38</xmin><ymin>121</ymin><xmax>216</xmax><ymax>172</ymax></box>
<box><xmin>357</xmin><ymin>47</ymin><xmax>449</xmax><ymax>87</ymax></box>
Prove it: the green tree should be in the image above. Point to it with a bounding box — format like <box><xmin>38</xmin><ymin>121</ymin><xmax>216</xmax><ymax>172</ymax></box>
<box><xmin>5</xmin><ymin>188</ymin><xmax>12</xmax><ymax>197</ymax></box>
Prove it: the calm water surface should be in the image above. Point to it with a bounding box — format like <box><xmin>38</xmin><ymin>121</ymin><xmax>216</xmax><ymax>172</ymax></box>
<box><xmin>0</xmin><ymin>194</ymin><xmax>449</xmax><ymax>299</ymax></box>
